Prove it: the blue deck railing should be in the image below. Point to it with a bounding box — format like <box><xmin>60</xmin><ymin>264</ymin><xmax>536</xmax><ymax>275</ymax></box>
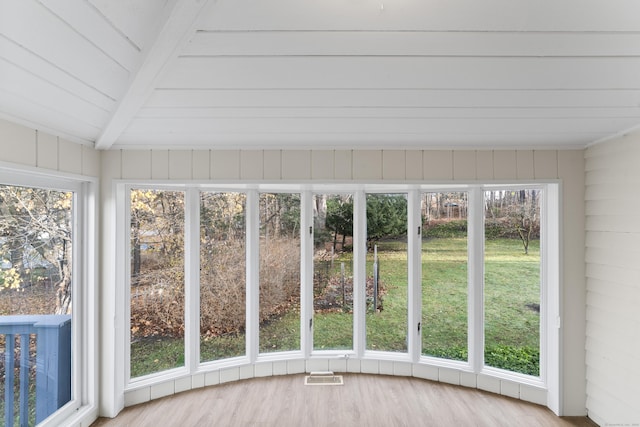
<box><xmin>0</xmin><ymin>315</ymin><xmax>71</xmax><ymax>427</ymax></box>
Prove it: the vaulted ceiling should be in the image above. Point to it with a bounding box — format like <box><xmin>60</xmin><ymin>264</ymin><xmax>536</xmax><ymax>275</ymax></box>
<box><xmin>2</xmin><ymin>0</ymin><xmax>640</xmax><ymax>150</ymax></box>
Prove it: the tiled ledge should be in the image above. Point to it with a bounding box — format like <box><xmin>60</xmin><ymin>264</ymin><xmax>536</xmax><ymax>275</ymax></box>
<box><xmin>123</xmin><ymin>359</ymin><xmax>547</xmax><ymax>409</ymax></box>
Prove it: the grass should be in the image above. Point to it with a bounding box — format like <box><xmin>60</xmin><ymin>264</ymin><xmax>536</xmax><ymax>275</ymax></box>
<box><xmin>421</xmin><ymin>237</ymin><xmax>540</xmax><ymax>375</ymax></box>
<box><xmin>484</xmin><ymin>239</ymin><xmax>540</xmax><ymax>375</ymax></box>
<box><xmin>313</xmin><ymin>312</ymin><xmax>353</xmax><ymax>350</ymax></box>
<box><xmin>366</xmin><ymin>241</ymin><xmax>408</xmax><ymax>352</ymax></box>
<box><xmin>130</xmin><ymin>338</ymin><xmax>184</xmax><ymax>378</ymax></box>
<box><xmin>201</xmin><ymin>333</ymin><xmax>245</xmax><ymax>363</ymax></box>
<box><xmin>129</xmin><ymin>237</ymin><xmax>541</xmax><ymax>378</ymax></box>
<box><xmin>259</xmin><ymin>309</ymin><xmax>301</xmax><ymax>353</ymax></box>
<box><xmin>422</xmin><ymin>237</ymin><xmax>468</xmax><ymax>357</ymax></box>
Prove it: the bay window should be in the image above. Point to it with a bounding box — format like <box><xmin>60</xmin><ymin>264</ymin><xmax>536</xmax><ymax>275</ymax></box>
<box><xmin>121</xmin><ymin>183</ymin><xmax>558</xmax><ymax>408</ymax></box>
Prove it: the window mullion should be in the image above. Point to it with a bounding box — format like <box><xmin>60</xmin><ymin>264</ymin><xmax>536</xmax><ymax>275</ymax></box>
<box><xmin>184</xmin><ymin>188</ymin><xmax>200</xmax><ymax>372</ymax></box>
<box><xmin>353</xmin><ymin>190</ymin><xmax>366</xmax><ymax>358</ymax></box>
<box><xmin>468</xmin><ymin>187</ymin><xmax>484</xmax><ymax>373</ymax></box>
<box><xmin>301</xmin><ymin>191</ymin><xmax>313</xmax><ymax>358</ymax></box>
<box><xmin>407</xmin><ymin>189</ymin><xmax>422</xmax><ymax>363</ymax></box>
<box><xmin>246</xmin><ymin>190</ymin><xmax>260</xmax><ymax>363</ymax></box>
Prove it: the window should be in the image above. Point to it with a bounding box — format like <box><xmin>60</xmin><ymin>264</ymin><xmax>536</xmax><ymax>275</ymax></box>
<box><xmin>120</xmin><ymin>183</ymin><xmax>557</xmax><ymax>407</ymax></box>
<box><xmin>129</xmin><ymin>189</ymin><xmax>185</xmax><ymax>378</ymax></box>
<box><xmin>365</xmin><ymin>193</ymin><xmax>408</xmax><ymax>353</ymax></box>
<box><xmin>313</xmin><ymin>193</ymin><xmax>354</xmax><ymax>351</ymax></box>
<box><xmin>421</xmin><ymin>192</ymin><xmax>468</xmax><ymax>361</ymax></box>
<box><xmin>484</xmin><ymin>188</ymin><xmax>542</xmax><ymax>376</ymax></box>
<box><xmin>200</xmin><ymin>192</ymin><xmax>247</xmax><ymax>362</ymax></box>
<box><xmin>258</xmin><ymin>193</ymin><xmax>301</xmax><ymax>354</ymax></box>
<box><xmin>0</xmin><ymin>169</ymin><xmax>95</xmax><ymax>427</ymax></box>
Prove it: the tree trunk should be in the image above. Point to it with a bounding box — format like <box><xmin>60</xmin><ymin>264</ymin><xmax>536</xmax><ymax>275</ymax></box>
<box><xmin>314</xmin><ymin>194</ymin><xmax>327</xmax><ymax>231</ymax></box>
<box><xmin>55</xmin><ymin>240</ymin><xmax>72</xmax><ymax>315</ymax></box>
<box><xmin>131</xmin><ymin>216</ymin><xmax>141</xmax><ymax>285</ymax></box>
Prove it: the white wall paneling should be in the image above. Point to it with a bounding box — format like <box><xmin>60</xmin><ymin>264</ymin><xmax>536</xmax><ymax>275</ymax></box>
<box><xmin>585</xmin><ymin>132</ymin><xmax>640</xmax><ymax>425</ymax></box>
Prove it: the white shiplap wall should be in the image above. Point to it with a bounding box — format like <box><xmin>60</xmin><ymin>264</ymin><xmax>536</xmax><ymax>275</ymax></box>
<box><xmin>0</xmin><ymin>118</ymin><xmax>100</xmax><ymax>176</ymax></box>
<box><xmin>585</xmin><ymin>135</ymin><xmax>640</xmax><ymax>426</ymax></box>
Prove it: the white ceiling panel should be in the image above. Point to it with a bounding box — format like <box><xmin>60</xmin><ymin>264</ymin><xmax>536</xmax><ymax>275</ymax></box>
<box><xmin>136</xmin><ymin>107</ymin><xmax>640</xmax><ymax>120</ymax></box>
<box><xmin>1</xmin><ymin>1</ymin><xmax>130</xmax><ymax>100</ymax></box>
<box><xmin>196</xmin><ymin>0</ymin><xmax>640</xmax><ymax>32</ymax></box>
<box><xmin>38</xmin><ymin>0</ymin><xmax>142</xmax><ymax>72</ymax></box>
<box><xmin>145</xmin><ymin>89</ymin><xmax>640</xmax><ymax>109</ymax></box>
<box><xmin>0</xmin><ymin>57</ymin><xmax>112</xmax><ymax>124</ymax></box>
<box><xmin>1</xmin><ymin>0</ymin><xmax>640</xmax><ymax>150</ymax></box>
<box><xmin>86</xmin><ymin>0</ymin><xmax>171</xmax><ymax>51</ymax></box>
<box><xmin>160</xmin><ymin>57</ymin><xmax>640</xmax><ymax>90</ymax></box>
<box><xmin>0</xmin><ymin>89</ymin><xmax>103</xmax><ymax>142</ymax></box>
<box><xmin>184</xmin><ymin>31</ymin><xmax>640</xmax><ymax>57</ymax></box>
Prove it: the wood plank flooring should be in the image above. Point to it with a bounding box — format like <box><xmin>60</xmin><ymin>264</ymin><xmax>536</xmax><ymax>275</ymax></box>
<box><xmin>91</xmin><ymin>374</ymin><xmax>597</xmax><ymax>427</ymax></box>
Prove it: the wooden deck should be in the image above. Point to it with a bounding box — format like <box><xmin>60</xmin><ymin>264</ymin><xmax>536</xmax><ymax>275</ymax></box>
<box><xmin>92</xmin><ymin>374</ymin><xmax>596</xmax><ymax>426</ymax></box>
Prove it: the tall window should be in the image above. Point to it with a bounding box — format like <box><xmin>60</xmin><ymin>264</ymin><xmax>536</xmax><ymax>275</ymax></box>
<box><xmin>421</xmin><ymin>192</ymin><xmax>468</xmax><ymax>361</ymax></box>
<box><xmin>200</xmin><ymin>192</ymin><xmax>247</xmax><ymax>362</ymax></box>
<box><xmin>0</xmin><ymin>184</ymin><xmax>74</xmax><ymax>425</ymax></box>
<box><xmin>313</xmin><ymin>194</ymin><xmax>354</xmax><ymax>351</ymax></box>
<box><xmin>365</xmin><ymin>193</ymin><xmax>408</xmax><ymax>353</ymax></box>
<box><xmin>484</xmin><ymin>189</ymin><xmax>541</xmax><ymax>376</ymax></box>
<box><xmin>129</xmin><ymin>189</ymin><xmax>185</xmax><ymax>378</ymax></box>
<box><xmin>259</xmin><ymin>193</ymin><xmax>301</xmax><ymax>353</ymax></box>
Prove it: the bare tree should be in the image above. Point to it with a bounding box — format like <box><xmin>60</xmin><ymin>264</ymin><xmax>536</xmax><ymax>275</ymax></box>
<box><xmin>0</xmin><ymin>185</ymin><xmax>73</xmax><ymax>314</ymax></box>
<box><xmin>506</xmin><ymin>190</ymin><xmax>540</xmax><ymax>255</ymax></box>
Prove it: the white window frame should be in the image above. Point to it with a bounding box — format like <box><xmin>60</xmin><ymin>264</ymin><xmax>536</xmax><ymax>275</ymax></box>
<box><xmin>0</xmin><ymin>164</ymin><xmax>98</xmax><ymax>427</ymax></box>
<box><xmin>117</xmin><ymin>181</ymin><xmax>560</xmax><ymax>413</ymax></box>
<box><xmin>123</xmin><ymin>184</ymin><xmax>191</xmax><ymax>387</ymax></box>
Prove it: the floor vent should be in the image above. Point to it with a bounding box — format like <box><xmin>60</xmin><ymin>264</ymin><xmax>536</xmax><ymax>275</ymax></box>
<box><xmin>304</xmin><ymin>371</ymin><xmax>344</xmax><ymax>386</ymax></box>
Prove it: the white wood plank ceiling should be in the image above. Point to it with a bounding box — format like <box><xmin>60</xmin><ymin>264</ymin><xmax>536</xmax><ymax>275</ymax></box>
<box><xmin>2</xmin><ymin>0</ymin><xmax>640</xmax><ymax>150</ymax></box>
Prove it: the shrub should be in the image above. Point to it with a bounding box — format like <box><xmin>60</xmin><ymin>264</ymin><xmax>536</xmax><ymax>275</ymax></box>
<box><xmin>313</xmin><ymin>274</ymin><xmax>387</xmax><ymax>313</ymax></box>
<box><xmin>131</xmin><ymin>237</ymin><xmax>302</xmax><ymax>340</ymax></box>
<box><xmin>424</xmin><ymin>346</ymin><xmax>468</xmax><ymax>361</ymax></box>
<box><xmin>423</xmin><ymin>220</ymin><xmax>467</xmax><ymax>238</ymax></box>
<box><xmin>200</xmin><ymin>239</ymin><xmax>247</xmax><ymax>336</ymax></box>
<box><xmin>257</xmin><ymin>237</ymin><xmax>301</xmax><ymax>325</ymax></box>
<box><xmin>424</xmin><ymin>345</ymin><xmax>539</xmax><ymax>376</ymax></box>
<box><xmin>485</xmin><ymin>345</ymin><xmax>540</xmax><ymax>376</ymax></box>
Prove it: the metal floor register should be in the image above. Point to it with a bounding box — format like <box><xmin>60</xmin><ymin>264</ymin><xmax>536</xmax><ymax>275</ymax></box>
<box><xmin>304</xmin><ymin>371</ymin><xmax>344</xmax><ymax>386</ymax></box>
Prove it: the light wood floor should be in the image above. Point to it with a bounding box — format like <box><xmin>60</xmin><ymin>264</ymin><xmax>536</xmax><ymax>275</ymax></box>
<box><xmin>91</xmin><ymin>374</ymin><xmax>596</xmax><ymax>427</ymax></box>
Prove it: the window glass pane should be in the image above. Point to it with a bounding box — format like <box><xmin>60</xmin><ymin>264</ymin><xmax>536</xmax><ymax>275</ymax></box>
<box><xmin>130</xmin><ymin>189</ymin><xmax>185</xmax><ymax>378</ymax></box>
<box><xmin>0</xmin><ymin>185</ymin><xmax>73</xmax><ymax>425</ymax></box>
<box><xmin>259</xmin><ymin>193</ymin><xmax>301</xmax><ymax>353</ymax></box>
<box><xmin>421</xmin><ymin>192</ymin><xmax>468</xmax><ymax>361</ymax></box>
<box><xmin>200</xmin><ymin>192</ymin><xmax>246</xmax><ymax>362</ymax></box>
<box><xmin>365</xmin><ymin>193</ymin><xmax>408</xmax><ymax>353</ymax></box>
<box><xmin>313</xmin><ymin>194</ymin><xmax>353</xmax><ymax>351</ymax></box>
<box><xmin>484</xmin><ymin>189</ymin><xmax>541</xmax><ymax>376</ymax></box>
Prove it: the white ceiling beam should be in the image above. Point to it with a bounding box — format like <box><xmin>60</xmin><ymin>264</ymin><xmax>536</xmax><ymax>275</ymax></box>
<box><xmin>94</xmin><ymin>0</ymin><xmax>210</xmax><ymax>150</ymax></box>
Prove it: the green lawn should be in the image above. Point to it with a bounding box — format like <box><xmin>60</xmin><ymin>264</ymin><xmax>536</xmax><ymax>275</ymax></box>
<box><xmin>131</xmin><ymin>338</ymin><xmax>184</xmax><ymax>378</ymax></box>
<box><xmin>422</xmin><ymin>237</ymin><xmax>468</xmax><ymax>358</ymax></box>
<box><xmin>130</xmin><ymin>238</ymin><xmax>541</xmax><ymax>378</ymax></box>
<box><xmin>366</xmin><ymin>241</ymin><xmax>408</xmax><ymax>352</ymax></box>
